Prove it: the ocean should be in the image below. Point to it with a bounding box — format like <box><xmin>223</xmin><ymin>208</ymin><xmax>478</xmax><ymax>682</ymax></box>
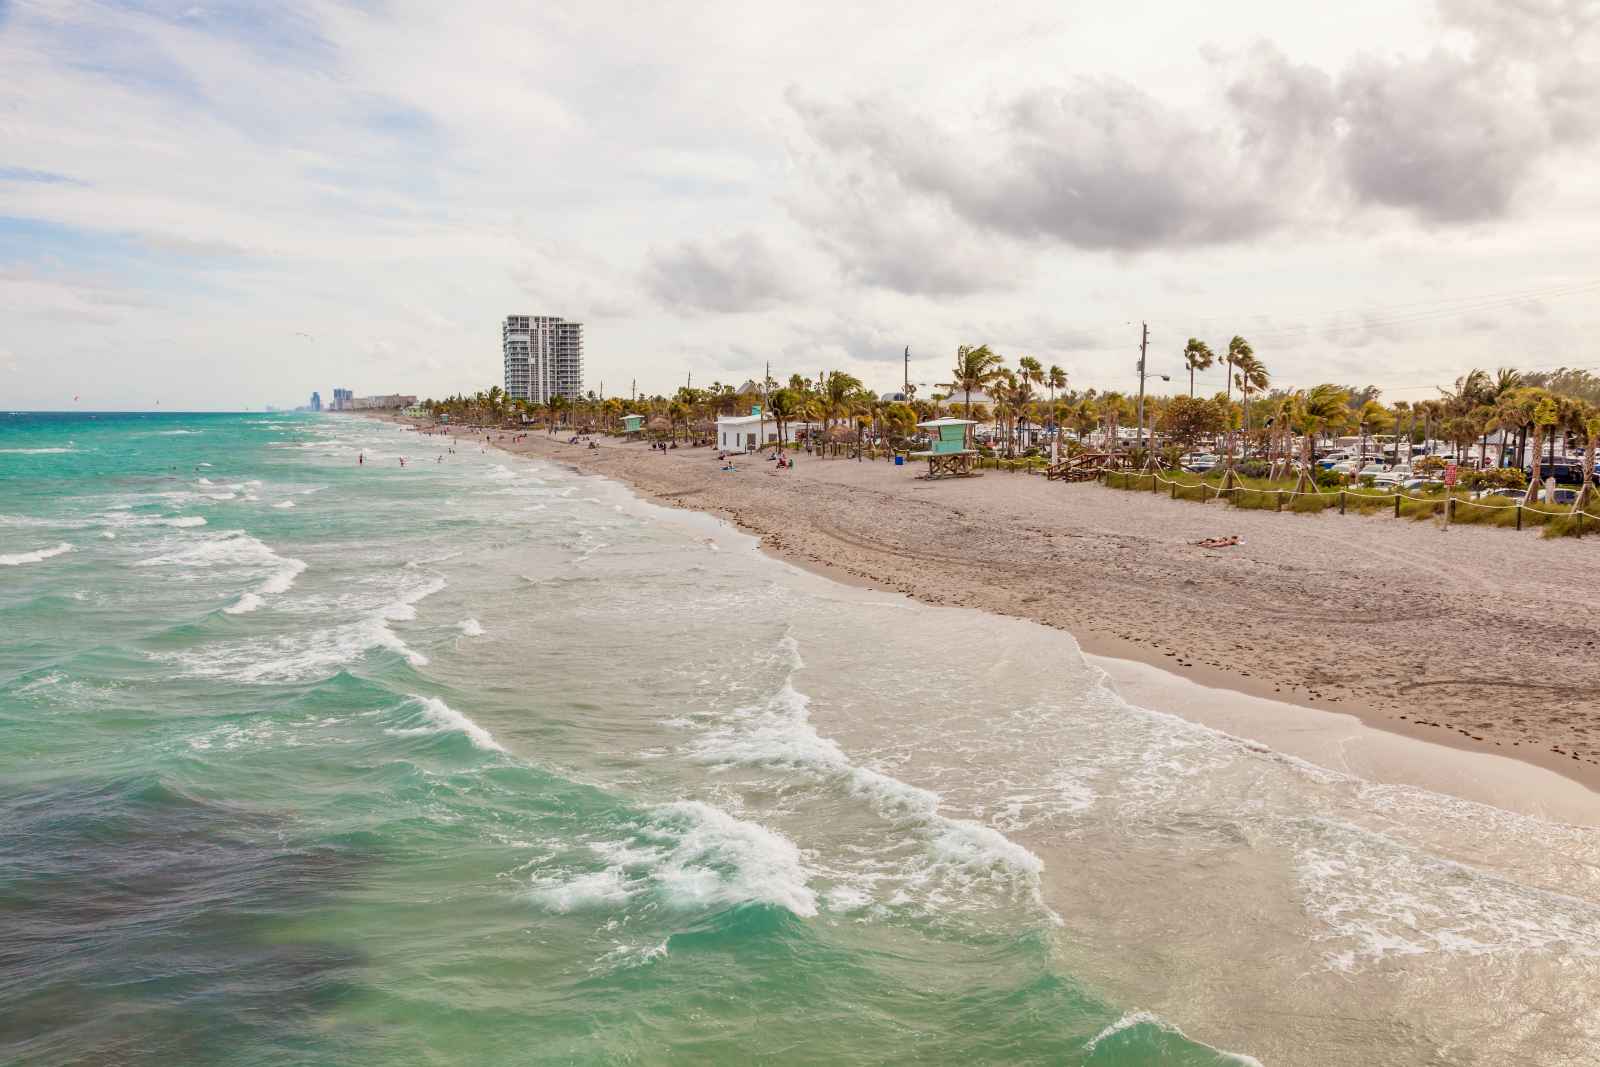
<box><xmin>3</xmin><ymin>410</ymin><xmax>1599</xmax><ymax>1066</ymax></box>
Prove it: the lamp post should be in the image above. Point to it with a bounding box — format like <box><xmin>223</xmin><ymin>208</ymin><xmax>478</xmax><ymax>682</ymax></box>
<box><xmin>1134</xmin><ymin>324</ymin><xmax>1171</xmax><ymax>458</ymax></box>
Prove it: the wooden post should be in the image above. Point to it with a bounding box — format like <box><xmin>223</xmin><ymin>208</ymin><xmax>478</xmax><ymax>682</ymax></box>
<box><xmin>1275</xmin><ymin>490</ymin><xmax>1283</xmax><ymax>512</ymax></box>
<box><xmin>1339</xmin><ymin>490</ymin><xmax>1346</xmax><ymax>515</ymax></box>
<box><xmin>1171</xmin><ymin>479</ymin><xmax>1177</xmax><ymax>499</ymax></box>
<box><xmin>1516</xmin><ymin>505</ymin><xmax>1522</xmax><ymax>531</ymax></box>
<box><xmin>1394</xmin><ymin>493</ymin><xmax>1400</xmax><ymax>519</ymax></box>
<box><xmin>1446</xmin><ymin>496</ymin><xmax>1455</xmax><ymax>526</ymax></box>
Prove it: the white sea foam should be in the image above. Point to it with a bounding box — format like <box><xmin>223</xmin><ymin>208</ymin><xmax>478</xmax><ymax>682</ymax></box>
<box><xmin>224</xmin><ymin>593</ymin><xmax>264</xmax><ymax>615</ymax></box>
<box><xmin>387</xmin><ymin>694</ymin><xmax>505</xmax><ymax>752</ymax></box>
<box><xmin>686</xmin><ymin>647</ymin><xmax>1048</xmax><ymax>914</ymax></box>
<box><xmin>0</xmin><ymin>542</ymin><xmax>73</xmax><ymax>566</ymax></box>
<box><xmin>155</xmin><ymin>429</ymin><xmax>202</xmax><ymax>435</ymax></box>
<box><xmin>259</xmin><ymin>557</ymin><xmax>307</xmax><ymax>595</ymax></box>
<box><xmin>457</xmin><ymin>618</ymin><xmax>484</xmax><ymax>636</ymax></box>
<box><xmin>0</xmin><ymin>447</ymin><xmax>77</xmax><ymax>454</ymax></box>
<box><xmin>1084</xmin><ymin>1011</ymin><xmax>1264</xmax><ymax>1065</ymax></box>
<box><xmin>272</xmin><ymin>500</ymin><xmax>296</xmax><ymax>509</ymax></box>
<box><xmin>381</xmin><ymin>575</ymin><xmax>447</xmax><ymax>621</ymax></box>
<box><xmin>531</xmin><ymin>800</ymin><xmax>818</xmax><ymax>918</ymax></box>
<box><xmin>158</xmin><ymin>570</ymin><xmax>439</xmax><ymax>681</ymax></box>
<box><xmin>164</xmin><ymin>516</ymin><xmax>208</xmax><ymax>528</ymax></box>
<box><xmin>101</xmin><ymin>530</ymin><xmax>117</xmax><ymax>539</ymax></box>
<box><xmin>137</xmin><ymin>531</ymin><xmax>280</xmax><ymax>569</ymax></box>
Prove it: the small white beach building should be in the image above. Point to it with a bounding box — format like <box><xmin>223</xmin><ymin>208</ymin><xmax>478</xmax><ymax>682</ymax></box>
<box><xmin>715</xmin><ymin>406</ymin><xmax>812</xmax><ymax>452</ymax></box>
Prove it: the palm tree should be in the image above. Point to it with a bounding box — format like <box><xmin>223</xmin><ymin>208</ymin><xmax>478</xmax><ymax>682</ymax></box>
<box><xmin>1183</xmin><ymin>339</ymin><xmax>1215</xmax><ymax>398</ymax></box>
<box><xmin>1391</xmin><ymin>400</ymin><xmax>1411</xmax><ymax>464</ymax></box>
<box><xmin>1576</xmin><ymin>405</ymin><xmax>1600</xmax><ymax>512</ymax></box>
<box><xmin>1525</xmin><ymin>392</ymin><xmax>1560</xmax><ymax>503</ymax></box>
<box><xmin>1290</xmin><ymin>384</ymin><xmax>1351</xmax><ymax>490</ymax></box>
<box><xmin>1224</xmin><ymin>336</ymin><xmax>1252</xmax><ymax>403</ymax></box>
<box><xmin>1233</xmin><ymin>353</ymin><xmax>1269</xmax><ymax>444</ymax></box>
<box><xmin>1003</xmin><ymin>372</ymin><xmax>1037</xmax><ymax>456</ymax></box>
<box><xmin>1099</xmin><ymin>391</ymin><xmax>1128</xmax><ymax>451</ymax></box>
<box><xmin>1355</xmin><ymin>399</ymin><xmax>1392</xmax><ymax>466</ymax></box>
<box><xmin>1073</xmin><ymin>397</ymin><xmax>1099</xmax><ymax>446</ymax></box>
<box><xmin>768</xmin><ymin>387</ymin><xmax>801</xmax><ymax>448</ymax></box>
<box><xmin>1047</xmin><ymin>365</ymin><xmax>1068</xmax><ymax>401</ymax></box>
<box><xmin>949</xmin><ymin>344</ymin><xmax>1003</xmax><ymax>419</ymax></box>
<box><xmin>1018</xmin><ymin>356</ymin><xmax>1044</xmax><ymax>391</ymax></box>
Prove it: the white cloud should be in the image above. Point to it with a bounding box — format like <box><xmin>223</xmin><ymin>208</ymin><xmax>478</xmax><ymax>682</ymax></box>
<box><xmin>0</xmin><ymin>0</ymin><xmax>1596</xmax><ymax>407</ymax></box>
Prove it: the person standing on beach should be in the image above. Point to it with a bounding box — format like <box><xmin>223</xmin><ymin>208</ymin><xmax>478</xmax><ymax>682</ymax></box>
<box><xmin>358</xmin><ymin>453</ymin><xmax>363</xmax><ymax>465</ymax></box>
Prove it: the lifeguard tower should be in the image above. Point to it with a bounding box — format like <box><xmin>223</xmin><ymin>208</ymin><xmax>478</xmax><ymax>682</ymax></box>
<box><xmin>620</xmin><ymin>413</ymin><xmax>645</xmax><ymax>440</ymax></box>
<box><xmin>912</xmin><ymin>417</ymin><xmax>980</xmax><ymax>478</ymax></box>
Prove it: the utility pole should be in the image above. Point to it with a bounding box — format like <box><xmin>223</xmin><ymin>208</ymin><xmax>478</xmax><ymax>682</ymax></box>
<box><xmin>904</xmin><ymin>346</ymin><xmax>911</xmax><ymax>395</ymax></box>
<box><xmin>631</xmin><ymin>379</ymin><xmax>636</xmax><ymax>401</ymax></box>
<box><xmin>1135</xmin><ymin>321</ymin><xmax>1149</xmax><ymax>455</ymax></box>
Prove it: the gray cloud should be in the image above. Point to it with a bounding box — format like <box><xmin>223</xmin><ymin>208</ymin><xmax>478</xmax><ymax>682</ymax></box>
<box><xmin>642</xmin><ymin>231</ymin><xmax>804</xmax><ymax>313</ymax></box>
<box><xmin>792</xmin><ymin>3</ymin><xmax>1600</xmax><ymax>276</ymax></box>
<box><xmin>792</xmin><ymin>83</ymin><xmax>1286</xmax><ymax>255</ymax></box>
<box><xmin>787</xmin><ymin>166</ymin><xmax>1018</xmax><ymax>296</ymax></box>
<box><xmin>1338</xmin><ymin>51</ymin><xmax>1546</xmax><ymax>221</ymax></box>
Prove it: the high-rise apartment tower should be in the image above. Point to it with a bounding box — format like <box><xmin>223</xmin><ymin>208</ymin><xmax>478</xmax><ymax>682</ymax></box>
<box><xmin>503</xmin><ymin>316</ymin><xmax>584</xmax><ymax>405</ymax></box>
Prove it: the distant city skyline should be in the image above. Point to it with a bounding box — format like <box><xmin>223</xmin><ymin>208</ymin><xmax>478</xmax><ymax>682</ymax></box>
<box><xmin>3</xmin><ymin>1</ymin><xmax>1598</xmax><ymax>411</ymax></box>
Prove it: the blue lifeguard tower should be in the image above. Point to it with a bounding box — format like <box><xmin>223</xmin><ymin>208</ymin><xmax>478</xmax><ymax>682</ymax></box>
<box><xmin>911</xmin><ymin>417</ymin><xmax>980</xmax><ymax>478</ymax></box>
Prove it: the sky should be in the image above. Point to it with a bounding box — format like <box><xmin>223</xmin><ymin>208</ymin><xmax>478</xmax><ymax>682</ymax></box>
<box><xmin>2</xmin><ymin>0</ymin><xmax>1598</xmax><ymax>410</ymax></box>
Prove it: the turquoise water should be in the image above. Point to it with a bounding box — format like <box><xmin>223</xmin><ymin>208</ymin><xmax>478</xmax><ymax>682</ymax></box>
<box><xmin>4</xmin><ymin>412</ymin><xmax>1599</xmax><ymax>1065</ymax></box>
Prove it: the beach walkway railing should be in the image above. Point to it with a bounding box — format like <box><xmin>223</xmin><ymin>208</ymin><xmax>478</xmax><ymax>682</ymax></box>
<box><xmin>1096</xmin><ymin>469</ymin><xmax>1600</xmax><ymax>539</ymax></box>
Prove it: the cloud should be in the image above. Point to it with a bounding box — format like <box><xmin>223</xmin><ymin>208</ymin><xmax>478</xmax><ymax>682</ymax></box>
<box><xmin>642</xmin><ymin>231</ymin><xmax>805</xmax><ymax>313</ymax></box>
<box><xmin>791</xmin><ymin>7</ymin><xmax>1600</xmax><ymax>274</ymax></box>
<box><xmin>0</xmin><ymin>166</ymin><xmax>80</xmax><ymax>184</ymax></box>
<box><xmin>786</xmin><ymin>164</ymin><xmax>1018</xmax><ymax>296</ymax></box>
<box><xmin>791</xmin><ymin>84</ymin><xmax>1289</xmax><ymax>256</ymax></box>
<box><xmin>1338</xmin><ymin>51</ymin><xmax>1547</xmax><ymax>222</ymax></box>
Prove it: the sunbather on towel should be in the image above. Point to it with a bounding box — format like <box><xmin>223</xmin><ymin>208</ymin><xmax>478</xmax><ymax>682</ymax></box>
<box><xmin>1193</xmin><ymin>536</ymin><xmax>1243</xmax><ymax>548</ymax></box>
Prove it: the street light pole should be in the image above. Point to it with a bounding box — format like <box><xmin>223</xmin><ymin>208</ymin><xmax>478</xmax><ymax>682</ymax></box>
<box><xmin>1135</xmin><ymin>321</ymin><xmax>1149</xmax><ymax>454</ymax></box>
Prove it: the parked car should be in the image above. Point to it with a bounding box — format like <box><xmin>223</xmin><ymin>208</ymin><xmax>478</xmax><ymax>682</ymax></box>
<box><xmin>1521</xmin><ymin>463</ymin><xmax>1588</xmax><ymax>486</ymax></box>
<box><xmin>1184</xmin><ymin>453</ymin><xmax>1220</xmax><ymax>473</ymax></box>
<box><xmin>1473</xmin><ymin>487</ymin><xmax>1524</xmax><ymax>501</ymax></box>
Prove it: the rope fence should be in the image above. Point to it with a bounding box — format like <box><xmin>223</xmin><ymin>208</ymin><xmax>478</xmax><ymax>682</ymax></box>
<box><xmin>1097</xmin><ymin>469</ymin><xmax>1600</xmax><ymax>537</ymax></box>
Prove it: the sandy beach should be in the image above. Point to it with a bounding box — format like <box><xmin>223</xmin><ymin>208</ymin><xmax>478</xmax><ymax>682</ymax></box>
<box><xmin>389</xmin><ymin>418</ymin><xmax>1600</xmax><ymax>798</ymax></box>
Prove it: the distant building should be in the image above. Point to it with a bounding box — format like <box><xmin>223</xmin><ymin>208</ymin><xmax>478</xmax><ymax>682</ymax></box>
<box><xmin>347</xmin><ymin>394</ymin><xmax>417</xmax><ymax>411</ymax></box>
<box><xmin>309</xmin><ymin>391</ymin><xmax>322</xmax><ymax>412</ymax></box>
<box><xmin>331</xmin><ymin>388</ymin><xmax>354</xmax><ymax>411</ymax></box>
<box><xmin>503</xmin><ymin>315</ymin><xmax>583</xmax><ymax>405</ymax></box>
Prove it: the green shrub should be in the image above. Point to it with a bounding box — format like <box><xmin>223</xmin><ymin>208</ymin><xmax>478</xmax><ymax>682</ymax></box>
<box><xmin>1237</xmin><ymin>460</ymin><xmax>1271</xmax><ymax>479</ymax></box>
<box><xmin>1313</xmin><ymin>468</ymin><xmax>1345</xmax><ymax>489</ymax></box>
<box><xmin>1463</xmin><ymin>467</ymin><xmax>1527</xmax><ymax>491</ymax></box>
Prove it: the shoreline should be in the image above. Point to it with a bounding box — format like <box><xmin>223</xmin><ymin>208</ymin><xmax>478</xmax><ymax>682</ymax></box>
<box><xmin>374</xmin><ymin>415</ymin><xmax>1600</xmax><ymax>810</ymax></box>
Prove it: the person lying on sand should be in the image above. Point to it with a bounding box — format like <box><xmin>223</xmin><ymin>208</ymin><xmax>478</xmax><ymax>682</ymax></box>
<box><xmin>1192</xmin><ymin>536</ymin><xmax>1243</xmax><ymax>548</ymax></box>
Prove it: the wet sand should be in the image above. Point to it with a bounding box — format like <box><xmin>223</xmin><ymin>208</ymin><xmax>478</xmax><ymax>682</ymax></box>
<box><xmin>384</xmin><ymin>419</ymin><xmax>1600</xmax><ymax>801</ymax></box>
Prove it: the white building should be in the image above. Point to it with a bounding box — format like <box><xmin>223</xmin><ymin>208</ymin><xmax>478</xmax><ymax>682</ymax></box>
<box><xmin>503</xmin><ymin>315</ymin><xmax>584</xmax><ymax>405</ymax></box>
<box><xmin>715</xmin><ymin>407</ymin><xmax>813</xmax><ymax>451</ymax></box>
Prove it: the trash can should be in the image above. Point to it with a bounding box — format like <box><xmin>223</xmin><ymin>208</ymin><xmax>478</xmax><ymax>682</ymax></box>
<box><xmin>894</xmin><ymin>454</ymin><xmax>904</xmax><ymax>466</ymax></box>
